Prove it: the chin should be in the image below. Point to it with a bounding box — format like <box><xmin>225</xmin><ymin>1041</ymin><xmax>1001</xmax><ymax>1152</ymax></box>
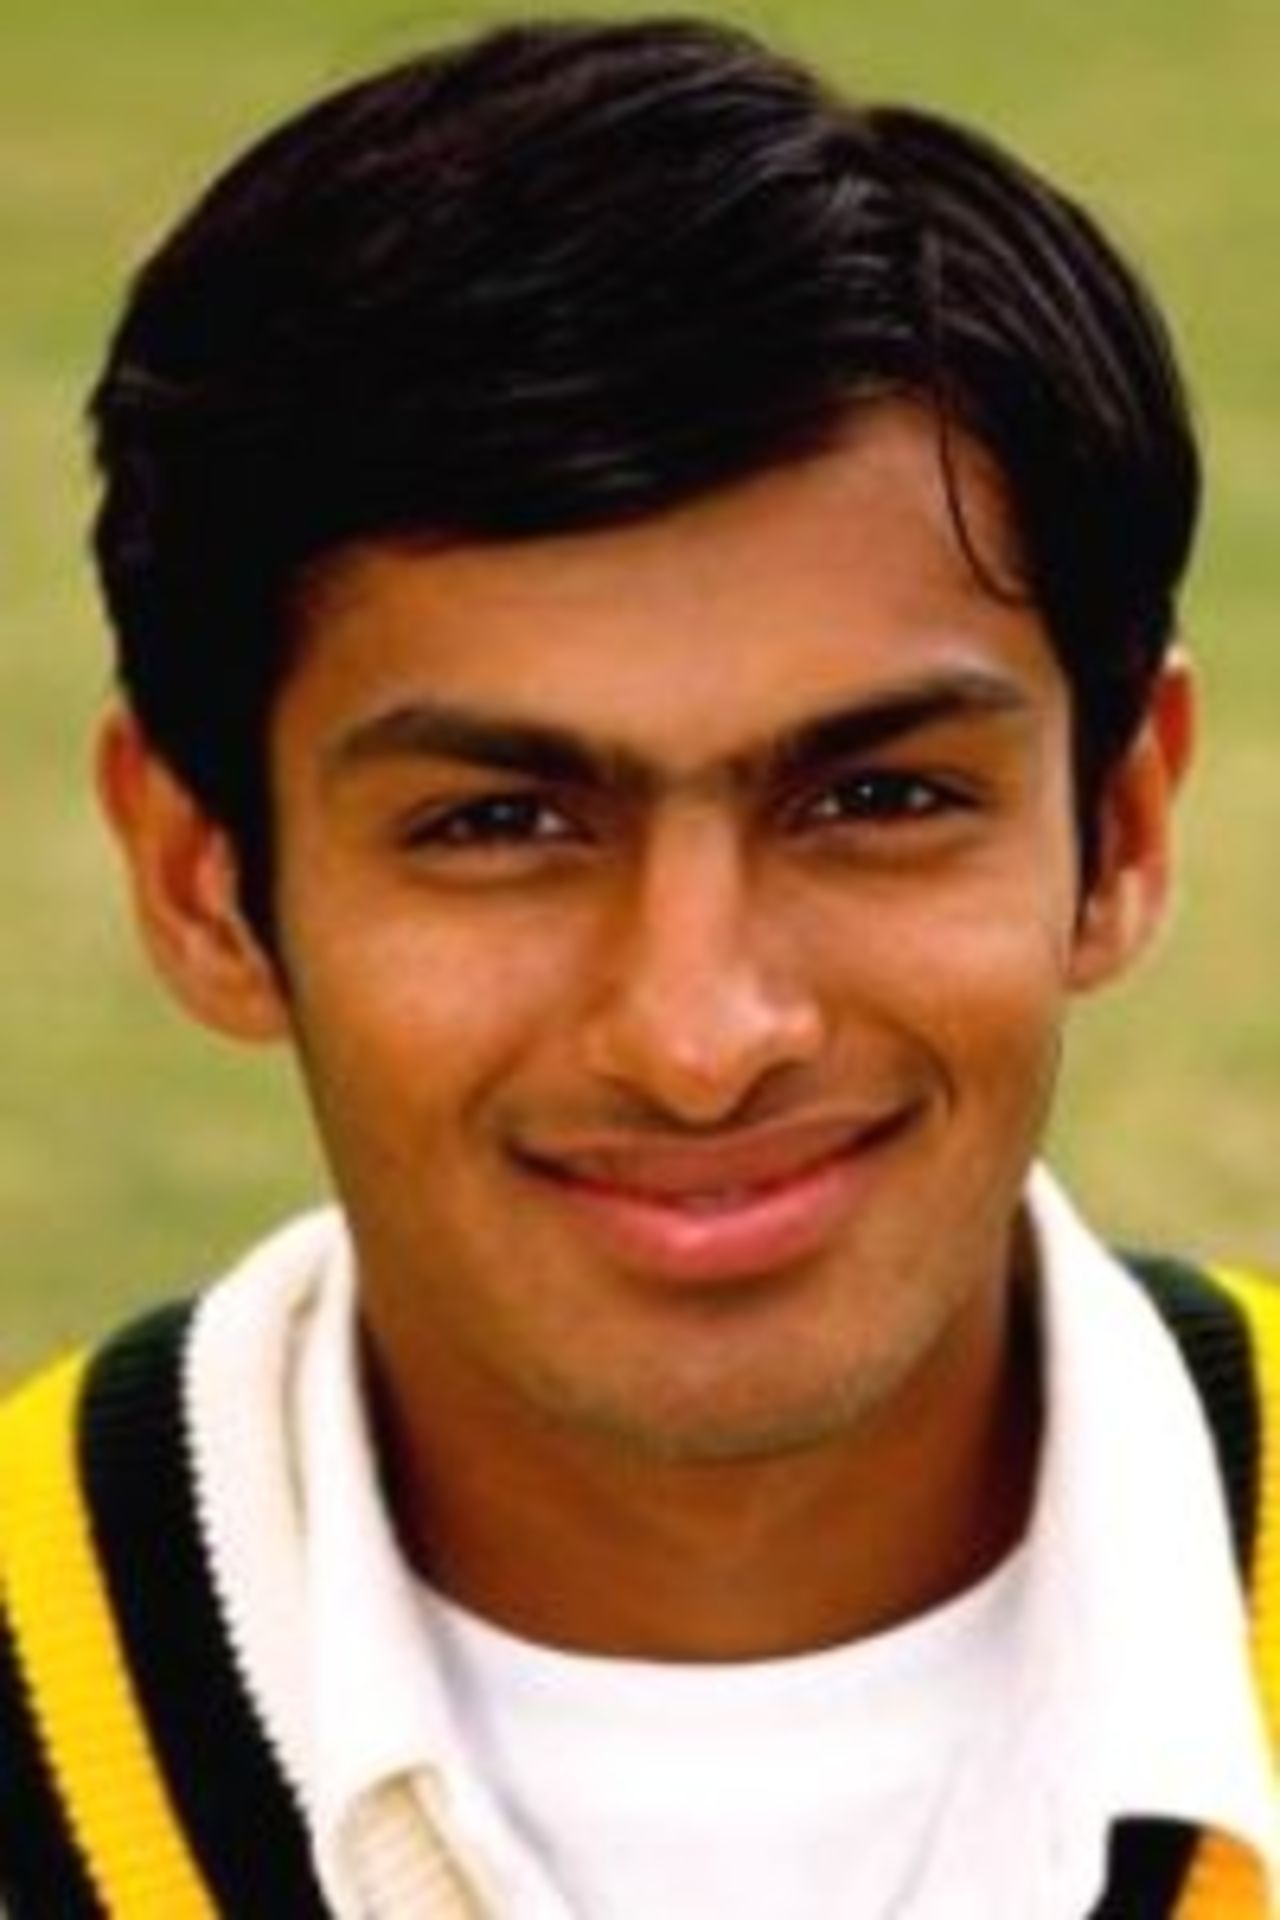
<box><xmin>518</xmin><ymin>1352</ymin><xmax>912</xmax><ymax>1467</ymax></box>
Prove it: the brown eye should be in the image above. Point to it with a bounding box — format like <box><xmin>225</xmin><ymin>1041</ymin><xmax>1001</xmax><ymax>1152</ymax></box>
<box><xmin>405</xmin><ymin>792</ymin><xmax>575</xmax><ymax>849</ymax></box>
<box><xmin>801</xmin><ymin>771</ymin><xmax>967</xmax><ymax>827</ymax></box>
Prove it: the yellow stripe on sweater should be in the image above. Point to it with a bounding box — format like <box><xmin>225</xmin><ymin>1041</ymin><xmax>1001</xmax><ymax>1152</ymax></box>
<box><xmin>0</xmin><ymin>1351</ymin><xmax>215</xmax><ymax>1917</ymax></box>
<box><xmin>1175</xmin><ymin>1266</ymin><xmax>1280</xmax><ymax>1920</ymax></box>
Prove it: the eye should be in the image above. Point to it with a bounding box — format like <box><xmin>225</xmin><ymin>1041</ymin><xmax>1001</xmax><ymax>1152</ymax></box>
<box><xmin>402</xmin><ymin>790</ymin><xmax>578</xmax><ymax>852</ymax></box>
<box><xmin>798</xmin><ymin>769</ymin><xmax>972</xmax><ymax>829</ymax></box>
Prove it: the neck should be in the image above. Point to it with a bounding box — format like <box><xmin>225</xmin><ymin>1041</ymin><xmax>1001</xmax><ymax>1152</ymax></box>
<box><xmin>365</xmin><ymin>1270</ymin><xmax>1041</xmax><ymax>1662</ymax></box>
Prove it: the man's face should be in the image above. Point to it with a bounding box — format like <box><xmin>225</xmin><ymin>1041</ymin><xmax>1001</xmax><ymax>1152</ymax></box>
<box><xmin>253</xmin><ymin>406</ymin><xmax>1165</xmax><ymax>1465</ymax></box>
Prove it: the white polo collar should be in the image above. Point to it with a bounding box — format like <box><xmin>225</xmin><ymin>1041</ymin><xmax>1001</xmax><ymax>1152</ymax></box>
<box><xmin>1024</xmin><ymin>1171</ymin><xmax>1276</xmax><ymax>1850</ymax></box>
<box><xmin>902</xmin><ymin>1170</ymin><xmax>1280</xmax><ymax>1914</ymax></box>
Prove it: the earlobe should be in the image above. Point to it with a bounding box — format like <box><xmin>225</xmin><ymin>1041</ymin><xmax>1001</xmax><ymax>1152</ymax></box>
<box><xmin>96</xmin><ymin>707</ymin><xmax>289</xmax><ymax>1043</ymax></box>
<box><xmin>1068</xmin><ymin>656</ymin><xmax>1197</xmax><ymax>995</ymax></box>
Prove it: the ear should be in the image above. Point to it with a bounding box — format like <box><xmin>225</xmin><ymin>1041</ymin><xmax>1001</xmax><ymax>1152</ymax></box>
<box><xmin>96</xmin><ymin>706</ymin><xmax>290</xmax><ymax>1042</ymax></box>
<box><xmin>1068</xmin><ymin>654</ymin><xmax>1197</xmax><ymax>994</ymax></box>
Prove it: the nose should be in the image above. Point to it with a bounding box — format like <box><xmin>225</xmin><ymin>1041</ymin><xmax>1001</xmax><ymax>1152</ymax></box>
<box><xmin>581</xmin><ymin>810</ymin><xmax>826</xmax><ymax>1126</ymax></box>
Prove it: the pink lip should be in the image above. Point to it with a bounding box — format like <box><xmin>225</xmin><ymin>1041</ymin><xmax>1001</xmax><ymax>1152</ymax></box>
<box><xmin>517</xmin><ymin>1111</ymin><xmax>915</xmax><ymax>1286</ymax></box>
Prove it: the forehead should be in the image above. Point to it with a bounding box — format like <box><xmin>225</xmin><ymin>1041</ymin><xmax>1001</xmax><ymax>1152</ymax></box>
<box><xmin>284</xmin><ymin>406</ymin><xmax>1059</xmax><ymax>765</ymax></box>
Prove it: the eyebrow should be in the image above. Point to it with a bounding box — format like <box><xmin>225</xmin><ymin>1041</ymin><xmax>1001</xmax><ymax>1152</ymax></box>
<box><xmin>322</xmin><ymin>667</ymin><xmax>1034</xmax><ymax>796</ymax></box>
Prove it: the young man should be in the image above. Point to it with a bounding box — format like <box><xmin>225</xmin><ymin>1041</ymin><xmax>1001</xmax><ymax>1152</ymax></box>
<box><xmin>2</xmin><ymin>16</ymin><xmax>1276</xmax><ymax>1918</ymax></box>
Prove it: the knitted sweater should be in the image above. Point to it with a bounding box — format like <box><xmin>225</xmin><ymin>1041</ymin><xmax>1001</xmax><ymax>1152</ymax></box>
<box><xmin>0</xmin><ymin>1254</ymin><xmax>1277</xmax><ymax>1918</ymax></box>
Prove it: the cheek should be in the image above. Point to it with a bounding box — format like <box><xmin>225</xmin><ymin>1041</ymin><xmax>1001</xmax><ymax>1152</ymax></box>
<box><xmin>817</xmin><ymin>867</ymin><xmax>1078</xmax><ymax>1076</ymax></box>
<box><xmin>283</xmin><ymin>893</ymin><xmax>593</xmax><ymax>1123</ymax></box>
<box><xmin>900</xmin><ymin>903</ymin><xmax>1075</xmax><ymax>1119</ymax></box>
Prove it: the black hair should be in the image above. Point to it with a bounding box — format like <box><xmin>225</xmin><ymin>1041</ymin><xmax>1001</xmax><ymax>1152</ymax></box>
<box><xmin>89</xmin><ymin>14</ymin><xmax>1200</xmax><ymax>935</ymax></box>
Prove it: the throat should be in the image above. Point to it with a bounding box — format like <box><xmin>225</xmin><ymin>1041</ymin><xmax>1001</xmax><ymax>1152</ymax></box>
<box><xmin>368</xmin><ymin>1269</ymin><xmax>1042</xmax><ymax>1662</ymax></box>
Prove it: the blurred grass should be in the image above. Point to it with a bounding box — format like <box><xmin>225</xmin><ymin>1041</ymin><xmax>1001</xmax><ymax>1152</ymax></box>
<box><xmin>3</xmin><ymin>0</ymin><xmax>1279</xmax><ymax>1380</ymax></box>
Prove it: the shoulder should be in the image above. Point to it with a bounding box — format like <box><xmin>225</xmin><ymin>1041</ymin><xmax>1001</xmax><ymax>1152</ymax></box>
<box><xmin>1</xmin><ymin>1205</ymin><xmax>344</xmax><ymax>1449</ymax></box>
<box><xmin>0</xmin><ymin>1299</ymin><xmax>197</xmax><ymax>1569</ymax></box>
<box><xmin>1118</xmin><ymin>1252</ymin><xmax>1279</xmax><ymax>1569</ymax></box>
<box><xmin>1118</xmin><ymin>1251</ymin><xmax>1280</xmax><ymax>1428</ymax></box>
<box><xmin>0</xmin><ymin>1206</ymin><xmax>345</xmax><ymax>1597</ymax></box>
<box><xmin>0</xmin><ymin>1218</ymin><xmax>337</xmax><ymax>1914</ymax></box>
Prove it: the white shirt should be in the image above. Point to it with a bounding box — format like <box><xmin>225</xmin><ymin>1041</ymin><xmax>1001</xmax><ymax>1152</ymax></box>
<box><xmin>421</xmin><ymin>1540</ymin><xmax>1030</xmax><ymax>1918</ymax></box>
<box><xmin>185</xmin><ymin>1172</ymin><xmax>1280</xmax><ymax>1917</ymax></box>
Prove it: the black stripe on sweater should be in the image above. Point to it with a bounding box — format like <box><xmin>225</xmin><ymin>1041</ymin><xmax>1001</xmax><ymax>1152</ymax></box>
<box><xmin>0</xmin><ymin>1603</ymin><xmax>104</xmax><ymax>1917</ymax></box>
<box><xmin>77</xmin><ymin>1301</ymin><xmax>330</xmax><ymax>1918</ymax></box>
<box><xmin>1089</xmin><ymin>1817</ymin><xmax>1201</xmax><ymax>1919</ymax></box>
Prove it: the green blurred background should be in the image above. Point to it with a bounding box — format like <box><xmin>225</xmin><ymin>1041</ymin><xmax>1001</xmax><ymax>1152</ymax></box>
<box><xmin>3</xmin><ymin>0</ymin><xmax>1278</xmax><ymax>1381</ymax></box>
